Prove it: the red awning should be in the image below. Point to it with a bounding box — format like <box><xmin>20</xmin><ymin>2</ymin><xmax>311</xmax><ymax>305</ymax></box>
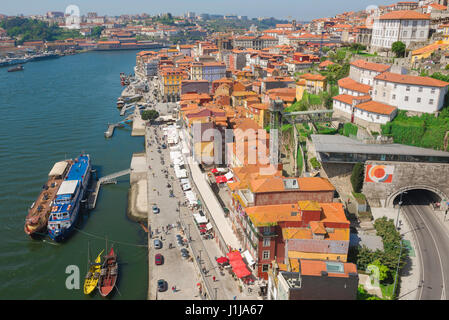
<box><xmin>233</xmin><ymin>266</ymin><xmax>251</xmax><ymax>278</ymax></box>
<box><xmin>215</xmin><ymin>175</ymin><xmax>227</xmax><ymax>184</ymax></box>
<box><xmin>216</xmin><ymin>257</ymin><xmax>229</xmax><ymax>264</ymax></box>
<box><xmin>227</xmin><ymin>251</ymin><xmax>243</xmax><ymax>261</ymax></box>
<box><xmin>229</xmin><ymin>259</ymin><xmax>246</xmax><ymax>269</ymax></box>
<box><xmin>199</xmin><ymin>228</ymin><xmax>207</xmax><ymax>233</ymax></box>
<box><xmin>211</xmin><ymin>168</ymin><xmax>218</xmax><ymax>173</ymax></box>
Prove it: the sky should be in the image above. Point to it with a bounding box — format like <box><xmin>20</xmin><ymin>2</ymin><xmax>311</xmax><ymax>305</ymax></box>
<box><xmin>2</xmin><ymin>0</ymin><xmax>397</xmax><ymax>21</ymax></box>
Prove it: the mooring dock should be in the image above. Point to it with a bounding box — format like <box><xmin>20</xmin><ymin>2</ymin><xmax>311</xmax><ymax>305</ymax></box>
<box><xmin>104</xmin><ymin>116</ymin><xmax>133</xmax><ymax>138</ymax></box>
<box><xmin>87</xmin><ymin>169</ymin><xmax>131</xmax><ymax>209</ymax></box>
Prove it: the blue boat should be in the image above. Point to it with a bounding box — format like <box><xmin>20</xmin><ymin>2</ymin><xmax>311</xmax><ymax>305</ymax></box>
<box><xmin>47</xmin><ymin>154</ymin><xmax>91</xmax><ymax>241</ymax></box>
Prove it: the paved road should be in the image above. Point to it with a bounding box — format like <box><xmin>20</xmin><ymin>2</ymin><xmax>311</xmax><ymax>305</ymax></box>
<box><xmin>402</xmin><ymin>193</ymin><xmax>449</xmax><ymax>300</ymax></box>
<box><xmin>146</xmin><ymin>124</ymin><xmax>200</xmax><ymax>300</ymax></box>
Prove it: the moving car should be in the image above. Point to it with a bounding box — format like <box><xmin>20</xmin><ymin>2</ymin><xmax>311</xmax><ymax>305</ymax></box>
<box><xmin>152</xmin><ymin>205</ymin><xmax>159</xmax><ymax>214</ymax></box>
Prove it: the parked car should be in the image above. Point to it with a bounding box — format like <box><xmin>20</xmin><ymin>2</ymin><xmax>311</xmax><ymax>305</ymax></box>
<box><xmin>157</xmin><ymin>279</ymin><xmax>167</xmax><ymax>292</ymax></box>
<box><xmin>180</xmin><ymin>248</ymin><xmax>189</xmax><ymax>259</ymax></box>
<box><xmin>154</xmin><ymin>239</ymin><xmax>162</xmax><ymax>249</ymax></box>
<box><xmin>161</xmin><ymin>143</ymin><xmax>167</xmax><ymax>149</ymax></box>
<box><xmin>176</xmin><ymin>238</ymin><xmax>184</xmax><ymax>247</ymax></box>
<box><xmin>155</xmin><ymin>253</ymin><xmax>164</xmax><ymax>265</ymax></box>
<box><xmin>152</xmin><ymin>205</ymin><xmax>159</xmax><ymax>214</ymax></box>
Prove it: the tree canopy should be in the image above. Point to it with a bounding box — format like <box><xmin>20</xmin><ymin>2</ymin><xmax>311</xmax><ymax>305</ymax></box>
<box><xmin>391</xmin><ymin>41</ymin><xmax>406</xmax><ymax>58</ymax></box>
<box><xmin>0</xmin><ymin>17</ymin><xmax>82</xmax><ymax>43</ymax></box>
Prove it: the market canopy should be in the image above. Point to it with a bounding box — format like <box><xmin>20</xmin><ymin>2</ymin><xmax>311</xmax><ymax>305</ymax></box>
<box><xmin>229</xmin><ymin>259</ymin><xmax>246</xmax><ymax>269</ymax></box>
<box><xmin>227</xmin><ymin>251</ymin><xmax>243</xmax><ymax>261</ymax></box>
<box><xmin>216</xmin><ymin>257</ymin><xmax>229</xmax><ymax>264</ymax></box>
<box><xmin>215</xmin><ymin>175</ymin><xmax>227</xmax><ymax>184</ymax></box>
<box><xmin>233</xmin><ymin>266</ymin><xmax>251</xmax><ymax>278</ymax></box>
<box><xmin>211</xmin><ymin>168</ymin><xmax>218</xmax><ymax>173</ymax></box>
<box><xmin>193</xmin><ymin>213</ymin><xmax>208</xmax><ymax>224</ymax></box>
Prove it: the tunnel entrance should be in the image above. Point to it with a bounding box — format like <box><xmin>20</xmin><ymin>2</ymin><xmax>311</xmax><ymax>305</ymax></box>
<box><xmin>386</xmin><ymin>185</ymin><xmax>448</xmax><ymax>209</ymax></box>
<box><xmin>393</xmin><ymin>189</ymin><xmax>442</xmax><ymax>209</ymax></box>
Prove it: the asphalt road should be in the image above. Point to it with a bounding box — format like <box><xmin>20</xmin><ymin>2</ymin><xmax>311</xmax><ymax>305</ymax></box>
<box><xmin>402</xmin><ymin>193</ymin><xmax>449</xmax><ymax>300</ymax></box>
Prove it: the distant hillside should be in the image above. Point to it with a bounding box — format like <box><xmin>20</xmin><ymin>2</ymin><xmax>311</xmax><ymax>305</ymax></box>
<box><xmin>0</xmin><ymin>17</ymin><xmax>81</xmax><ymax>43</ymax></box>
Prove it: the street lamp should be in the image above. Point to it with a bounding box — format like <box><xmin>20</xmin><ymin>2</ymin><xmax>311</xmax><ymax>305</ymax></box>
<box><xmin>392</xmin><ymin>239</ymin><xmax>404</xmax><ymax>300</ymax></box>
<box><xmin>396</xmin><ymin>191</ymin><xmax>407</xmax><ymax>229</ymax></box>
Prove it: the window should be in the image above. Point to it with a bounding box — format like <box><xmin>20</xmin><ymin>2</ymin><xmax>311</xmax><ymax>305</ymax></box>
<box><xmin>263</xmin><ymin>226</ymin><xmax>271</xmax><ymax>234</ymax></box>
<box><xmin>262</xmin><ymin>250</ymin><xmax>270</xmax><ymax>260</ymax></box>
<box><xmin>420</xmin><ymin>31</ymin><xmax>424</xmax><ymax>37</ymax></box>
<box><xmin>394</xmin><ymin>84</ymin><xmax>397</xmax><ymax>89</ymax></box>
<box><xmin>263</xmin><ymin>238</ymin><xmax>270</xmax><ymax>247</ymax></box>
<box><xmin>419</xmin><ymin>87</ymin><xmax>423</xmax><ymax>92</ymax></box>
<box><xmin>262</xmin><ymin>264</ymin><xmax>269</xmax><ymax>272</ymax></box>
<box><xmin>383</xmin><ymin>92</ymin><xmax>386</xmax><ymax>97</ymax></box>
<box><xmin>431</xmin><ymin>88</ymin><xmax>436</xmax><ymax>94</ymax></box>
<box><xmin>406</xmin><ymin>86</ymin><xmax>410</xmax><ymax>92</ymax></box>
<box><xmin>392</xmin><ymin>94</ymin><xmax>396</xmax><ymax>100</ymax></box>
<box><xmin>404</xmin><ymin>21</ymin><xmax>409</xmax><ymax>27</ymax></box>
<box><xmin>375</xmin><ymin>90</ymin><xmax>377</xmax><ymax>95</ymax></box>
<box><xmin>412</xmin><ymin>31</ymin><xmax>416</xmax><ymax>37</ymax></box>
<box><xmin>376</xmin><ymin>115</ymin><xmax>380</xmax><ymax>120</ymax></box>
<box><xmin>417</xmin><ymin>97</ymin><xmax>421</xmax><ymax>103</ymax></box>
<box><xmin>429</xmin><ymin>99</ymin><xmax>434</xmax><ymax>105</ymax></box>
<box><xmin>405</xmin><ymin>96</ymin><xmax>409</xmax><ymax>102</ymax></box>
<box><xmin>403</xmin><ymin>31</ymin><xmax>407</xmax><ymax>37</ymax></box>
<box><xmin>413</xmin><ymin>21</ymin><xmax>417</xmax><ymax>27</ymax></box>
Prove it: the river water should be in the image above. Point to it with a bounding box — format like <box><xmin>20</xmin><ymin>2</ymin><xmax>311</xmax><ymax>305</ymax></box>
<box><xmin>0</xmin><ymin>50</ymin><xmax>148</xmax><ymax>299</ymax></box>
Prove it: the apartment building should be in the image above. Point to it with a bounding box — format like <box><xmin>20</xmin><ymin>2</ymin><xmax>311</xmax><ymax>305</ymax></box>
<box><xmin>370</xmin><ymin>10</ymin><xmax>430</xmax><ymax>51</ymax></box>
<box><xmin>372</xmin><ymin>72</ymin><xmax>449</xmax><ymax>113</ymax></box>
<box><xmin>267</xmin><ymin>259</ymin><xmax>358</xmax><ymax>300</ymax></box>
<box><xmin>349</xmin><ymin>59</ymin><xmax>391</xmax><ymax>86</ymax></box>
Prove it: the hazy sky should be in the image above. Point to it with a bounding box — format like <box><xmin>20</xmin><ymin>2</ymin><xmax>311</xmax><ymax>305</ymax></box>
<box><xmin>2</xmin><ymin>0</ymin><xmax>396</xmax><ymax>20</ymax></box>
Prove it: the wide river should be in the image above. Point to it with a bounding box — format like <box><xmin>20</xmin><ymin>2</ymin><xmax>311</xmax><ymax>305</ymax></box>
<box><xmin>0</xmin><ymin>50</ymin><xmax>148</xmax><ymax>299</ymax></box>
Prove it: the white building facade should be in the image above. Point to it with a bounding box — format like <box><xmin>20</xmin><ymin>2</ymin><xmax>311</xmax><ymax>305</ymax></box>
<box><xmin>372</xmin><ymin>72</ymin><xmax>449</xmax><ymax>113</ymax></box>
<box><xmin>370</xmin><ymin>10</ymin><xmax>430</xmax><ymax>51</ymax></box>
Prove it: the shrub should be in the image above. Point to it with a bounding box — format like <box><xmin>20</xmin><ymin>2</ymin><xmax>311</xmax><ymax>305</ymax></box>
<box><xmin>343</xmin><ymin>122</ymin><xmax>358</xmax><ymax>137</ymax></box>
<box><xmin>350</xmin><ymin>162</ymin><xmax>364</xmax><ymax>193</ymax></box>
<box><xmin>310</xmin><ymin>157</ymin><xmax>321</xmax><ymax>169</ymax></box>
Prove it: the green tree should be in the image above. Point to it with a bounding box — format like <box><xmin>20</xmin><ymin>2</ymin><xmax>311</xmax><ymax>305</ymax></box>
<box><xmin>391</xmin><ymin>41</ymin><xmax>406</xmax><ymax>58</ymax></box>
<box><xmin>141</xmin><ymin>110</ymin><xmax>159</xmax><ymax>121</ymax></box>
<box><xmin>369</xmin><ymin>259</ymin><xmax>389</xmax><ymax>282</ymax></box>
<box><xmin>351</xmin><ymin>162</ymin><xmax>364</xmax><ymax>193</ymax></box>
<box><xmin>90</xmin><ymin>26</ymin><xmax>104</xmax><ymax>39</ymax></box>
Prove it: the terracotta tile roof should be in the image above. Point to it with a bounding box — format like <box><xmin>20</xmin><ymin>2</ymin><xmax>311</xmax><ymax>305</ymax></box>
<box><xmin>249</xmin><ymin>177</ymin><xmax>335</xmax><ymax>193</ymax></box>
<box><xmin>310</xmin><ymin>221</ymin><xmax>327</xmax><ymax>234</ymax></box>
<box><xmin>350</xmin><ymin>59</ymin><xmax>391</xmax><ymax>73</ymax></box>
<box><xmin>379</xmin><ymin>10</ymin><xmax>430</xmax><ymax>20</ymax></box>
<box><xmin>333</xmin><ymin>94</ymin><xmax>371</xmax><ymax>105</ymax></box>
<box><xmin>354</xmin><ymin>100</ymin><xmax>397</xmax><ymax>115</ymax></box>
<box><xmin>319</xmin><ymin>60</ymin><xmax>335</xmax><ymax>68</ymax></box>
<box><xmin>374</xmin><ymin>72</ymin><xmax>449</xmax><ymax>87</ymax></box>
<box><xmin>300</xmin><ymin>73</ymin><xmax>327</xmax><ymax>81</ymax></box>
<box><xmin>299</xmin><ymin>260</ymin><xmax>357</xmax><ymax>278</ymax></box>
<box><xmin>338</xmin><ymin>77</ymin><xmax>372</xmax><ymax>94</ymax></box>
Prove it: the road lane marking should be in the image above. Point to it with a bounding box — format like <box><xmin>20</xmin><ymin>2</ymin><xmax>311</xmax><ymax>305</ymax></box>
<box><xmin>411</xmin><ymin>203</ymin><xmax>446</xmax><ymax>300</ymax></box>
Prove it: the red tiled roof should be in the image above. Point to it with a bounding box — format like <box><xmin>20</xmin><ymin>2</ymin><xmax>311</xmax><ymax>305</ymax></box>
<box><xmin>374</xmin><ymin>72</ymin><xmax>449</xmax><ymax>87</ymax></box>
<box><xmin>332</xmin><ymin>94</ymin><xmax>371</xmax><ymax>105</ymax></box>
<box><xmin>338</xmin><ymin>77</ymin><xmax>372</xmax><ymax>94</ymax></box>
<box><xmin>379</xmin><ymin>10</ymin><xmax>430</xmax><ymax>20</ymax></box>
<box><xmin>350</xmin><ymin>59</ymin><xmax>391</xmax><ymax>73</ymax></box>
<box><xmin>354</xmin><ymin>100</ymin><xmax>396</xmax><ymax>115</ymax></box>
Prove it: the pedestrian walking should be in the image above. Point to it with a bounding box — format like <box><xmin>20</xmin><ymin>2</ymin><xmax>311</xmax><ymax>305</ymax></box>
<box><xmin>213</xmin><ymin>276</ymin><xmax>216</xmax><ymax>282</ymax></box>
